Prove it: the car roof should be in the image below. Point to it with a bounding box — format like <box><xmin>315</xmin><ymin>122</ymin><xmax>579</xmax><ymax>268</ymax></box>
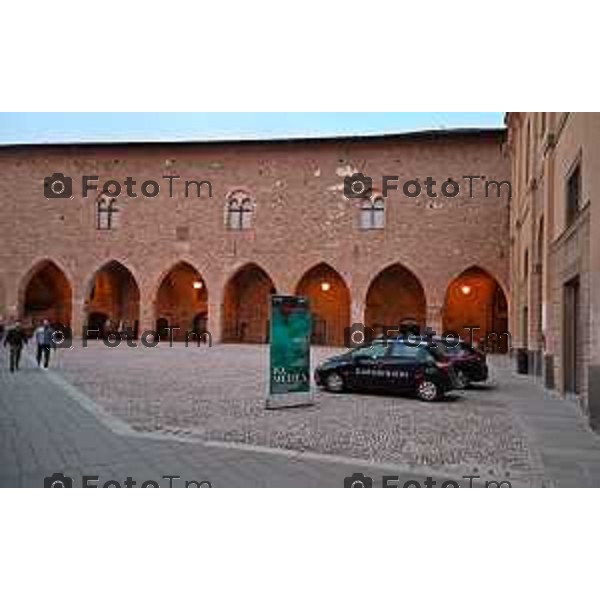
<box><xmin>373</xmin><ymin>334</ymin><xmax>463</xmax><ymax>342</ymax></box>
<box><xmin>371</xmin><ymin>337</ymin><xmax>431</xmax><ymax>348</ymax></box>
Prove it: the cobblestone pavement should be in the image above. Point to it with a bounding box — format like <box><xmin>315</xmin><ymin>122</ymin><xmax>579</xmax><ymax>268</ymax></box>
<box><xmin>3</xmin><ymin>341</ymin><xmax>600</xmax><ymax>487</ymax></box>
<box><xmin>0</xmin><ymin>345</ymin><xmax>497</xmax><ymax>488</ymax></box>
<box><xmin>47</xmin><ymin>343</ymin><xmax>537</xmax><ymax>476</ymax></box>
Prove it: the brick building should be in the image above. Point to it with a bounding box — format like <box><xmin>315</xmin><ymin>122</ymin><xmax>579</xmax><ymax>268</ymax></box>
<box><xmin>506</xmin><ymin>113</ymin><xmax>600</xmax><ymax>426</ymax></box>
<box><xmin>0</xmin><ymin>129</ymin><xmax>510</xmax><ymax>351</ymax></box>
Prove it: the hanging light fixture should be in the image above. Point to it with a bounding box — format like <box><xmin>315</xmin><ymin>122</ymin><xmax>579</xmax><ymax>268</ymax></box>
<box><xmin>460</xmin><ymin>284</ymin><xmax>472</xmax><ymax>296</ymax></box>
<box><xmin>320</xmin><ymin>281</ymin><xmax>331</xmax><ymax>292</ymax></box>
<box><xmin>193</xmin><ymin>281</ymin><xmax>203</xmax><ymax>289</ymax></box>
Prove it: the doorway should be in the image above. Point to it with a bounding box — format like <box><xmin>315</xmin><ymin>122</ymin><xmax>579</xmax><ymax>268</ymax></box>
<box><xmin>563</xmin><ymin>276</ymin><xmax>581</xmax><ymax>394</ymax></box>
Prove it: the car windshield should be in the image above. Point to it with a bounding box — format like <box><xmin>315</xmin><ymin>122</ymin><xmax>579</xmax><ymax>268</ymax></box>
<box><xmin>351</xmin><ymin>342</ymin><xmax>388</xmax><ymax>359</ymax></box>
<box><xmin>389</xmin><ymin>342</ymin><xmax>419</xmax><ymax>358</ymax></box>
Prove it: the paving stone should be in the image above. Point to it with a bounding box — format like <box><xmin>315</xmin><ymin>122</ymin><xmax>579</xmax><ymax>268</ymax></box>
<box><xmin>50</xmin><ymin>343</ymin><xmax>540</xmax><ymax>478</ymax></box>
<box><xmin>1</xmin><ymin>344</ymin><xmax>599</xmax><ymax>487</ymax></box>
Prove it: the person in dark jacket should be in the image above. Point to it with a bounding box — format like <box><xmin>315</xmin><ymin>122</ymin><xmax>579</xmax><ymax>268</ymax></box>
<box><xmin>3</xmin><ymin>321</ymin><xmax>28</xmax><ymax>372</ymax></box>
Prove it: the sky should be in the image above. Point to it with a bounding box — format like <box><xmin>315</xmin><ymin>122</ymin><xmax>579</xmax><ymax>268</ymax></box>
<box><xmin>0</xmin><ymin>113</ymin><xmax>504</xmax><ymax>144</ymax></box>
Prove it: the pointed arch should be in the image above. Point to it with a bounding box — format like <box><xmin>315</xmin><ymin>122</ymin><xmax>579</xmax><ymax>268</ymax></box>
<box><xmin>222</xmin><ymin>262</ymin><xmax>276</xmax><ymax>343</ymax></box>
<box><xmin>295</xmin><ymin>262</ymin><xmax>351</xmax><ymax>346</ymax></box>
<box><xmin>445</xmin><ymin>263</ymin><xmax>509</xmax><ymax>303</ymax></box>
<box><xmin>442</xmin><ymin>265</ymin><xmax>509</xmax><ymax>352</ymax></box>
<box><xmin>364</xmin><ymin>263</ymin><xmax>427</xmax><ymax>335</ymax></box>
<box><xmin>20</xmin><ymin>259</ymin><xmax>73</xmax><ymax>328</ymax></box>
<box><xmin>226</xmin><ymin>189</ymin><xmax>254</xmax><ymax>230</ymax></box>
<box><xmin>85</xmin><ymin>260</ymin><xmax>140</xmax><ymax>338</ymax></box>
<box><xmin>154</xmin><ymin>261</ymin><xmax>208</xmax><ymax>341</ymax></box>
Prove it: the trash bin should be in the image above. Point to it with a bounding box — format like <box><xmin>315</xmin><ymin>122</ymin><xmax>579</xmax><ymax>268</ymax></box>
<box><xmin>516</xmin><ymin>348</ymin><xmax>529</xmax><ymax>375</ymax></box>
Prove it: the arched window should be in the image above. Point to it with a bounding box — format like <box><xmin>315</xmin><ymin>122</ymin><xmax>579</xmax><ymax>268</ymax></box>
<box><xmin>226</xmin><ymin>191</ymin><xmax>254</xmax><ymax>230</ymax></box>
<box><xmin>96</xmin><ymin>195</ymin><xmax>119</xmax><ymax>230</ymax></box>
<box><xmin>360</xmin><ymin>196</ymin><xmax>385</xmax><ymax>230</ymax></box>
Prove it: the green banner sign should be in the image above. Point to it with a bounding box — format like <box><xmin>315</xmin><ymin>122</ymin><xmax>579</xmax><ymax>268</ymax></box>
<box><xmin>269</xmin><ymin>295</ymin><xmax>311</xmax><ymax>395</ymax></box>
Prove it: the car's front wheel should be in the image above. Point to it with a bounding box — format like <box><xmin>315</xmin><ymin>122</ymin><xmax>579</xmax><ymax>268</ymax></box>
<box><xmin>324</xmin><ymin>372</ymin><xmax>345</xmax><ymax>393</ymax></box>
<box><xmin>417</xmin><ymin>380</ymin><xmax>440</xmax><ymax>402</ymax></box>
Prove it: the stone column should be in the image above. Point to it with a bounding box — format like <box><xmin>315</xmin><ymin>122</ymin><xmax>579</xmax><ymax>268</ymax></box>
<box><xmin>350</xmin><ymin>297</ymin><xmax>364</xmax><ymax>326</ymax></box>
<box><xmin>72</xmin><ymin>296</ymin><xmax>86</xmax><ymax>339</ymax></box>
<box><xmin>4</xmin><ymin>274</ymin><xmax>19</xmax><ymax>322</ymax></box>
<box><xmin>274</xmin><ymin>273</ymin><xmax>295</xmax><ymax>298</ymax></box>
<box><xmin>0</xmin><ymin>278</ymin><xmax>6</xmax><ymax>321</ymax></box>
<box><xmin>138</xmin><ymin>290</ymin><xmax>155</xmax><ymax>336</ymax></box>
<box><xmin>426</xmin><ymin>304</ymin><xmax>444</xmax><ymax>338</ymax></box>
<box><xmin>207</xmin><ymin>295</ymin><xmax>223</xmax><ymax>345</ymax></box>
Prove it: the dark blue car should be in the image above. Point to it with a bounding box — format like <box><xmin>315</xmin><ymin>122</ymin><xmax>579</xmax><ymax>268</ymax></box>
<box><xmin>314</xmin><ymin>339</ymin><xmax>456</xmax><ymax>401</ymax></box>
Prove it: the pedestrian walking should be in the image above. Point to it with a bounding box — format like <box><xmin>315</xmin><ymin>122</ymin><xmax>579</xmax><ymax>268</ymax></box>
<box><xmin>3</xmin><ymin>320</ymin><xmax>28</xmax><ymax>372</ymax></box>
<box><xmin>33</xmin><ymin>319</ymin><xmax>55</xmax><ymax>369</ymax></box>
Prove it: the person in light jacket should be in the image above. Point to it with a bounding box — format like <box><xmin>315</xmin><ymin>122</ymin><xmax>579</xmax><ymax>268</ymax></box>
<box><xmin>33</xmin><ymin>319</ymin><xmax>55</xmax><ymax>369</ymax></box>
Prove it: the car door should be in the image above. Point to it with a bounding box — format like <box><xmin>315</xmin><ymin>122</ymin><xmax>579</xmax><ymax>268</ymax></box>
<box><xmin>349</xmin><ymin>343</ymin><xmax>389</xmax><ymax>390</ymax></box>
<box><xmin>378</xmin><ymin>342</ymin><xmax>420</xmax><ymax>392</ymax></box>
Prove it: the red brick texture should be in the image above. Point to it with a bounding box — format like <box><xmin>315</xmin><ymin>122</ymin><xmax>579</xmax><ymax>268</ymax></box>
<box><xmin>0</xmin><ymin>130</ymin><xmax>510</xmax><ymax>345</ymax></box>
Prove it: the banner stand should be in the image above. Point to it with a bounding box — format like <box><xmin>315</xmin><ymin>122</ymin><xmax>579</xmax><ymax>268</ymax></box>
<box><xmin>265</xmin><ymin>392</ymin><xmax>315</xmax><ymax>410</ymax></box>
<box><xmin>266</xmin><ymin>295</ymin><xmax>315</xmax><ymax>411</ymax></box>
